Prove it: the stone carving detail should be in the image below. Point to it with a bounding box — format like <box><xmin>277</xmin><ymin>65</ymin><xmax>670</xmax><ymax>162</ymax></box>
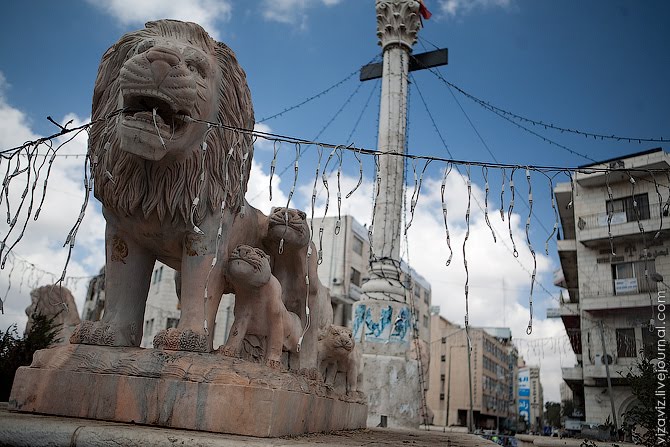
<box><xmin>65</xmin><ymin>17</ymin><xmax>359</xmax><ymax>396</ymax></box>
<box><xmin>263</xmin><ymin>207</ymin><xmax>333</xmax><ymax>373</ymax></box>
<box><xmin>376</xmin><ymin>0</ymin><xmax>421</xmax><ymax>50</ymax></box>
<box><xmin>219</xmin><ymin>245</ymin><xmax>303</xmax><ymax>369</ymax></box>
<box><xmin>25</xmin><ymin>285</ymin><xmax>81</xmax><ymax>344</ymax></box>
<box><xmin>318</xmin><ymin>325</ymin><xmax>362</xmax><ymax>396</ymax></box>
<box><xmin>10</xmin><ymin>19</ymin><xmax>367</xmax><ymax>438</ymax></box>
<box><xmin>70</xmin><ymin>19</ymin><xmax>254</xmax><ymax>351</ymax></box>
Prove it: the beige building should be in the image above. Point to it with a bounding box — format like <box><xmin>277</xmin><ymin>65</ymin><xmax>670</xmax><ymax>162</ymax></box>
<box><xmin>549</xmin><ymin>148</ymin><xmax>670</xmax><ymax>426</ymax></box>
<box><xmin>427</xmin><ymin>314</ymin><xmax>517</xmax><ymax>432</ymax></box>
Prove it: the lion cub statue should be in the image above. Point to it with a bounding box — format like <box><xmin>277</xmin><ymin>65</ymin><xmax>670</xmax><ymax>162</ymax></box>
<box><xmin>219</xmin><ymin>244</ymin><xmax>303</xmax><ymax>369</ymax></box>
<box><xmin>317</xmin><ymin>325</ymin><xmax>362</xmax><ymax>396</ymax></box>
<box><xmin>263</xmin><ymin>207</ymin><xmax>333</xmax><ymax>375</ymax></box>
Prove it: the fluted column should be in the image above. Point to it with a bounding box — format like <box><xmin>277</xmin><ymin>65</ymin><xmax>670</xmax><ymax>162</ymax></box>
<box><xmin>363</xmin><ymin>0</ymin><xmax>421</xmax><ymax>299</ymax></box>
<box><xmin>356</xmin><ymin>1</ymin><xmax>424</xmax><ymax>430</ymax></box>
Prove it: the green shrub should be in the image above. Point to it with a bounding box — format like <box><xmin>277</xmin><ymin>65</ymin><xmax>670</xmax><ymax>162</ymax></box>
<box><xmin>0</xmin><ymin>314</ymin><xmax>60</xmax><ymax>401</ymax></box>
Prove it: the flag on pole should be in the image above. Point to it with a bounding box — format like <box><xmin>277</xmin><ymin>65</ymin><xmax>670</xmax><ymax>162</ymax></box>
<box><xmin>418</xmin><ymin>0</ymin><xmax>432</xmax><ymax>20</ymax></box>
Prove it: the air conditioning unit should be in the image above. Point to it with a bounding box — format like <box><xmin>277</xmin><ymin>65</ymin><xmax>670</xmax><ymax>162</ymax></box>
<box><xmin>601</xmin><ymin>354</ymin><xmax>614</xmax><ymax>365</ymax></box>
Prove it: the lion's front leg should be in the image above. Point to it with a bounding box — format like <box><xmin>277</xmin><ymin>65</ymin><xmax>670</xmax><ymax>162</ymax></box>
<box><xmin>219</xmin><ymin>317</ymin><xmax>248</xmax><ymax>358</ymax></box>
<box><xmin>154</xmin><ymin>215</ymin><xmax>232</xmax><ymax>352</ymax></box>
<box><xmin>71</xmin><ymin>224</ymin><xmax>155</xmax><ymax>347</ymax></box>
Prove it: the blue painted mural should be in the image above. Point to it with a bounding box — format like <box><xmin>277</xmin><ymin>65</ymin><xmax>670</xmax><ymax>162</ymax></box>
<box><xmin>352</xmin><ymin>303</ymin><xmax>411</xmax><ymax>343</ymax></box>
<box><xmin>390</xmin><ymin>306</ymin><xmax>410</xmax><ymax>341</ymax></box>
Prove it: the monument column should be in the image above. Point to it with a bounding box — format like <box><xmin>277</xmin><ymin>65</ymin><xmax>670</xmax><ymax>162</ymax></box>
<box><xmin>353</xmin><ymin>0</ymin><xmax>423</xmax><ymax>429</ymax></box>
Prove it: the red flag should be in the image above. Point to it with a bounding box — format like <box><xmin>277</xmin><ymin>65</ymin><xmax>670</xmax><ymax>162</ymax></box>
<box><xmin>419</xmin><ymin>0</ymin><xmax>432</xmax><ymax>20</ymax></box>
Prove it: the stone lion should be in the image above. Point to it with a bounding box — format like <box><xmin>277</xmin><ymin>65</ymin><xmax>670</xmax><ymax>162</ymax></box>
<box><xmin>219</xmin><ymin>245</ymin><xmax>303</xmax><ymax>369</ymax></box>
<box><xmin>70</xmin><ymin>19</ymin><xmax>255</xmax><ymax>351</ymax></box>
<box><xmin>263</xmin><ymin>207</ymin><xmax>333</xmax><ymax>374</ymax></box>
<box><xmin>25</xmin><ymin>285</ymin><xmax>81</xmax><ymax>344</ymax></box>
<box><xmin>317</xmin><ymin>325</ymin><xmax>362</xmax><ymax>396</ymax></box>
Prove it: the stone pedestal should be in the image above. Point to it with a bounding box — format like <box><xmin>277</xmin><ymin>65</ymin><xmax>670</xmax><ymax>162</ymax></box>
<box><xmin>353</xmin><ymin>299</ymin><xmax>422</xmax><ymax>428</ymax></box>
<box><xmin>8</xmin><ymin>345</ymin><xmax>367</xmax><ymax>437</ymax></box>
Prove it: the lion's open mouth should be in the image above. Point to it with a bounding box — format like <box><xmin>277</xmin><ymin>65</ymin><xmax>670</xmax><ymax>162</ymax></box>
<box><xmin>122</xmin><ymin>90</ymin><xmax>190</xmax><ymax>137</ymax></box>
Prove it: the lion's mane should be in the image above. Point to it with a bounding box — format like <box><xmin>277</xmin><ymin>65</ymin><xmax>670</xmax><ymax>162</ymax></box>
<box><xmin>89</xmin><ymin>20</ymin><xmax>254</xmax><ymax>223</ymax></box>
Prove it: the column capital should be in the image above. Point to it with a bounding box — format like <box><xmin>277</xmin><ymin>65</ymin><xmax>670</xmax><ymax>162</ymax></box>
<box><xmin>376</xmin><ymin>0</ymin><xmax>421</xmax><ymax>51</ymax></box>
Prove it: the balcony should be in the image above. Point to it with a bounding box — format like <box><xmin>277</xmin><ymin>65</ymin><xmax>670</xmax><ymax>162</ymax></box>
<box><xmin>580</xmin><ymin>278</ymin><xmax>660</xmax><ymax>310</ymax></box>
<box><xmin>583</xmin><ymin>362</ymin><xmax>635</xmax><ymax>385</ymax></box>
<box><xmin>577</xmin><ymin>202</ymin><xmax>670</xmax><ymax>245</ymax></box>
<box><xmin>562</xmin><ymin>365</ymin><xmax>583</xmax><ymax>384</ymax></box>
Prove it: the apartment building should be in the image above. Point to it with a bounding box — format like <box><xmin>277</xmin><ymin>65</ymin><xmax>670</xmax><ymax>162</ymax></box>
<box><xmin>549</xmin><ymin>148</ymin><xmax>670</xmax><ymax>426</ymax></box>
<box><xmin>427</xmin><ymin>314</ymin><xmax>517</xmax><ymax>432</ymax></box>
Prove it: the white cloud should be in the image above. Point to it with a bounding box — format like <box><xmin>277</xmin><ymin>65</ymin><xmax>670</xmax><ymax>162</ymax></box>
<box><xmin>437</xmin><ymin>0</ymin><xmax>512</xmax><ymax>19</ymax></box>
<box><xmin>86</xmin><ymin>0</ymin><xmax>232</xmax><ymax>40</ymax></box>
<box><xmin>0</xmin><ymin>76</ymin><xmax>105</xmax><ymax>335</ymax></box>
<box><xmin>260</xmin><ymin>0</ymin><xmax>343</xmax><ymax>28</ymax></box>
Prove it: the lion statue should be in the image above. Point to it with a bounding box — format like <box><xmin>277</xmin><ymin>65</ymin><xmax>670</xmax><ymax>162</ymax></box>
<box><xmin>25</xmin><ymin>285</ymin><xmax>81</xmax><ymax>344</ymax></box>
<box><xmin>317</xmin><ymin>325</ymin><xmax>362</xmax><ymax>396</ymax></box>
<box><xmin>219</xmin><ymin>245</ymin><xmax>303</xmax><ymax>369</ymax></box>
<box><xmin>70</xmin><ymin>19</ymin><xmax>255</xmax><ymax>352</ymax></box>
<box><xmin>263</xmin><ymin>207</ymin><xmax>333</xmax><ymax>375</ymax></box>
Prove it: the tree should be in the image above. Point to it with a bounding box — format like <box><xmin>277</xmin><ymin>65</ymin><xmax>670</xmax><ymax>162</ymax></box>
<box><xmin>0</xmin><ymin>314</ymin><xmax>60</xmax><ymax>401</ymax></box>
<box><xmin>621</xmin><ymin>352</ymin><xmax>667</xmax><ymax>447</ymax></box>
<box><xmin>561</xmin><ymin>399</ymin><xmax>576</xmax><ymax>418</ymax></box>
<box><xmin>545</xmin><ymin>401</ymin><xmax>561</xmax><ymax>428</ymax></box>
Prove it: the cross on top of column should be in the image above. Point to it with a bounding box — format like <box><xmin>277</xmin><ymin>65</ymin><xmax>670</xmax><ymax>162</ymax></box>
<box><xmin>376</xmin><ymin>0</ymin><xmax>422</xmax><ymax>51</ymax></box>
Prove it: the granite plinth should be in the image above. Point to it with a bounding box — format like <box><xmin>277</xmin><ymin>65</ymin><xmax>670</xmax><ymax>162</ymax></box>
<box><xmin>8</xmin><ymin>345</ymin><xmax>367</xmax><ymax>437</ymax></box>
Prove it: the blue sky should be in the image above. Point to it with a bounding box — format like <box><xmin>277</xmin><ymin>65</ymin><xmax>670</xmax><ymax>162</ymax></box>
<box><xmin>0</xmin><ymin>0</ymin><xmax>668</xmax><ymax>403</ymax></box>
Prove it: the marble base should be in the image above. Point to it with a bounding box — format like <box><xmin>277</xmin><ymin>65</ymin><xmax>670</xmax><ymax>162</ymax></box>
<box><xmin>8</xmin><ymin>345</ymin><xmax>367</xmax><ymax>437</ymax></box>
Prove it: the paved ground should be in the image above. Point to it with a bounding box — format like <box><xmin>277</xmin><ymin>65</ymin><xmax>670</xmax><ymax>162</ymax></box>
<box><xmin>0</xmin><ymin>404</ymin><xmax>497</xmax><ymax>446</ymax></box>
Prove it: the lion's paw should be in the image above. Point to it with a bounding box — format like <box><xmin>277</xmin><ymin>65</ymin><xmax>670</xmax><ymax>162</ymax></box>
<box><xmin>265</xmin><ymin>359</ymin><xmax>281</xmax><ymax>369</ymax></box>
<box><xmin>153</xmin><ymin>328</ymin><xmax>209</xmax><ymax>352</ymax></box>
<box><xmin>69</xmin><ymin>320</ymin><xmax>130</xmax><ymax>346</ymax></box>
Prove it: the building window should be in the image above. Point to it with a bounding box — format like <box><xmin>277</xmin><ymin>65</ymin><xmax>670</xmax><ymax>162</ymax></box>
<box><xmin>440</xmin><ymin>393</ymin><xmax>445</xmax><ymax>401</ymax></box>
<box><xmin>166</xmin><ymin>318</ymin><xmax>179</xmax><ymax>329</ymax></box>
<box><xmin>352</xmin><ymin>235</ymin><xmax>364</xmax><ymax>255</ymax></box>
<box><xmin>616</xmin><ymin>328</ymin><xmax>636</xmax><ymax>358</ymax></box>
<box><xmin>144</xmin><ymin>318</ymin><xmax>154</xmax><ymax>335</ymax></box>
<box><xmin>441</xmin><ymin>337</ymin><xmax>446</xmax><ymax>344</ymax></box>
<box><xmin>612</xmin><ymin>260</ymin><xmax>657</xmax><ymax>295</ymax></box>
<box><xmin>152</xmin><ymin>266</ymin><xmax>164</xmax><ymax>285</ymax></box>
<box><xmin>350</xmin><ymin>267</ymin><xmax>361</xmax><ymax>287</ymax></box>
<box><xmin>414</xmin><ymin>286</ymin><xmax>421</xmax><ymax>298</ymax></box>
<box><xmin>423</xmin><ymin>314</ymin><xmax>428</xmax><ymax>328</ymax></box>
<box><xmin>642</xmin><ymin>328</ymin><xmax>657</xmax><ymax>358</ymax></box>
<box><xmin>424</xmin><ymin>291</ymin><xmax>430</xmax><ymax>305</ymax></box>
<box><xmin>440</xmin><ymin>374</ymin><xmax>445</xmax><ymax>381</ymax></box>
<box><xmin>606</xmin><ymin>193</ymin><xmax>650</xmax><ymax>222</ymax></box>
<box><xmin>441</xmin><ymin>354</ymin><xmax>446</xmax><ymax>362</ymax></box>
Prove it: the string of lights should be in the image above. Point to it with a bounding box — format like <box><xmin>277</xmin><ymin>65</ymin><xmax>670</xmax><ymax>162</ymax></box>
<box><xmin>256</xmin><ymin>55</ymin><xmax>380</xmax><ymax>124</ymax></box>
<box><xmin>1</xmin><ymin>111</ymin><xmax>667</xmax><ymax>340</ymax></box>
<box><xmin>418</xmin><ymin>36</ymin><xmax>669</xmax><ymax>145</ymax></box>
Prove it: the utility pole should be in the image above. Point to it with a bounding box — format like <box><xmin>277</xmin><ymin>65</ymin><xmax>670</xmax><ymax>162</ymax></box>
<box><xmin>467</xmin><ymin>331</ymin><xmax>474</xmax><ymax>433</ymax></box>
<box><xmin>354</xmin><ymin>0</ymin><xmax>448</xmax><ymax>430</ymax></box>
<box><xmin>598</xmin><ymin>321</ymin><xmax>618</xmax><ymax>431</ymax></box>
